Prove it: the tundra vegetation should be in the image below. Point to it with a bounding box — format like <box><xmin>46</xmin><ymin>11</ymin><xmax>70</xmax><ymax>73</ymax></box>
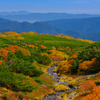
<box><xmin>0</xmin><ymin>31</ymin><xmax>100</xmax><ymax>100</ymax></box>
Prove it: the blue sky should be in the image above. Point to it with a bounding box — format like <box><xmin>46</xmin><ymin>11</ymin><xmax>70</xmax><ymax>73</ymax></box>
<box><xmin>0</xmin><ymin>0</ymin><xmax>100</xmax><ymax>14</ymax></box>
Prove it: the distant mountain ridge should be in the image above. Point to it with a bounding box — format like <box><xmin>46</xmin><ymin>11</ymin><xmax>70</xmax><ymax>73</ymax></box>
<box><xmin>0</xmin><ymin>16</ymin><xmax>100</xmax><ymax>41</ymax></box>
<box><xmin>46</xmin><ymin>17</ymin><xmax>100</xmax><ymax>34</ymax></box>
<box><xmin>0</xmin><ymin>17</ymin><xmax>61</xmax><ymax>34</ymax></box>
<box><xmin>0</xmin><ymin>11</ymin><xmax>30</xmax><ymax>15</ymax></box>
<box><xmin>0</xmin><ymin>11</ymin><xmax>100</xmax><ymax>22</ymax></box>
<box><xmin>63</xmin><ymin>30</ymin><xmax>83</xmax><ymax>38</ymax></box>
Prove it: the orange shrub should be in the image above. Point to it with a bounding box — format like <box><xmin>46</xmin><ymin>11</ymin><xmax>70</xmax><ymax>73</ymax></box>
<box><xmin>78</xmin><ymin>58</ymin><xmax>95</xmax><ymax>72</ymax></box>
<box><xmin>41</xmin><ymin>45</ymin><xmax>47</xmax><ymax>49</ymax></box>
<box><xmin>26</xmin><ymin>44</ymin><xmax>35</xmax><ymax>49</ymax></box>
<box><xmin>75</xmin><ymin>80</ymin><xmax>100</xmax><ymax>100</ymax></box>
<box><xmin>5</xmin><ymin>45</ymin><xmax>20</xmax><ymax>53</ymax></box>
<box><xmin>71</xmin><ymin>52</ymin><xmax>78</xmax><ymax>59</ymax></box>
<box><xmin>0</xmin><ymin>48</ymin><xmax>8</xmax><ymax>60</ymax></box>
<box><xmin>0</xmin><ymin>60</ymin><xmax>2</xmax><ymax>64</ymax></box>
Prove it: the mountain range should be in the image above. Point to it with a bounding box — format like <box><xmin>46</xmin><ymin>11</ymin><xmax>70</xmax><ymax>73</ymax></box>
<box><xmin>0</xmin><ymin>17</ymin><xmax>61</xmax><ymax>34</ymax></box>
<box><xmin>0</xmin><ymin>15</ymin><xmax>100</xmax><ymax>41</ymax></box>
<box><xmin>0</xmin><ymin>11</ymin><xmax>100</xmax><ymax>22</ymax></box>
<box><xmin>0</xmin><ymin>11</ymin><xmax>29</xmax><ymax>15</ymax></box>
<box><xmin>46</xmin><ymin>17</ymin><xmax>100</xmax><ymax>34</ymax></box>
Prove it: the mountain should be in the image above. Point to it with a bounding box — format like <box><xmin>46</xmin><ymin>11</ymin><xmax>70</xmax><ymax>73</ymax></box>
<box><xmin>0</xmin><ymin>17</ymin><xmax>61</xmax><ymax>34</ymax></box>
<box><xmin>82</xmin><ymin>33</ymin><xmax>100</xmax><ymax>41</ymax></box>
<box><xmin>0</xmin><ymin>17</ymin><xmax>100</xmax><ymax>41</ymax></box>
<box><xmin>62</xmin><ymin>31</ymin><xmax>100</xmax><ymax>41</ymax></box>
<box><xmin>0</xmin><ymin>11</ymin><xmax>30</xmax><ymax>15</ymax></box>
<box><xmin>63</xmin><ymin>30</ymin><xmax>83</xmax><ymax>38</ymax></box>
<box><xmin>0</xmin><ymin>12</ymin><xmax>100</xmax><ymax>22</ymax></box>
<box><xmin>46</xmin><ymin>17</ymin><xmax>100</xmax><ymax>35</ymax></box>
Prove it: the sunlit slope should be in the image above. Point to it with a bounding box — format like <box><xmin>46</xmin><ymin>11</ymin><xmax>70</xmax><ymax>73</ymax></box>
<box><xmin>22</xmin><ymin>35</ymin><xmax>90</xmax><ymax>48</ymax></box>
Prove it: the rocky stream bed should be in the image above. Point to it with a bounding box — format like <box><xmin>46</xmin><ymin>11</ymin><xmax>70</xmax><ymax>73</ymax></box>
<box><xmin>43</xmin><ymin>65</ymin><xmax>76</xmax><ymax>100</ymax></box>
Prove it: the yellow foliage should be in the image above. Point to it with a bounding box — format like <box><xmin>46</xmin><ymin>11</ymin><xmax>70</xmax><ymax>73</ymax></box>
<box><xmin>75</xmin><ymin>37</ymin><xmax>95</xmax><ymax>43</ymax></box>
<box><xmin>59</xmin><ymin>74</ymin><xmax>79</xmax><ymax>85</ymax></box>
<box><xmin>58</xmin><ymin>60</ymin><xmax>73</xmax><ymax>74</ymax></box>
<box><xmin>27</xmin><ymin>31</ymin><xmax>34</xmax><ymax>35</ymax></box>
<box><xmin>19</xmin><ymin>48</ymin><xmax>31</xmax><ymax>56</ymax></box>
<box><xmin>52</xmin><ymin>46</ymin><xmax>56</xmax><ymax>50</ymax></box>
<box><xmin>58</xmin><ymin>93</ymin><xmax>67</xmax><ymax>100</ymax></box>
<box><xmin>63</xmin><ymin>94</ymin><xmax>67</xmax><ymax>100</ymax></box>
<box><xmin>53</xmin><ymin>67</ymin><xmax>58</xmax><ymax>72</ymax></box>
<box><xmin>0</xmin><ymin>34</ymin><xmax>7</xmax><ymax>37</ymax></box>
<box><xmin>45</xmin><ymin>34</ymin><xmax>49</xmax><ymax>36</ymax></box>
<box><xmin>55</xmin><ymin>34</ymin><xmax>61</xmax><ymax>38</ymax></box>
<box><xmin>11</xmin><ymin>34</ymin><xmax>24</xmax><ymax>39</ymax></box>
<box><xmin>62</xmin><ymin>35</ymin><xmax>74</xmax><ymax>39</ymax></box>
<box><xmin>20</xmin><ymin>32</ymin><xmax>27</xmax><ymax>35</ymax></box>
<box><xmin>54</xmin><ymin>84</ymin><xmax>70</xmax><ymax>91</ymax></box>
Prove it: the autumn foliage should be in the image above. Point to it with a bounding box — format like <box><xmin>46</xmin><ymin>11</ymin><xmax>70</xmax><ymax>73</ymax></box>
<box><xmin>0</xmin><ymin>31</ymin><xmax>99</xmax><ymax>100</ymax></box>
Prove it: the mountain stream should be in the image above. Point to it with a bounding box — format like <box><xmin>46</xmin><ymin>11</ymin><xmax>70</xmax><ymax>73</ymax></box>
<box><xmin>43</xmin><ymin>65</ymin><xmax>76</xmax><ymax>100</ymax></box>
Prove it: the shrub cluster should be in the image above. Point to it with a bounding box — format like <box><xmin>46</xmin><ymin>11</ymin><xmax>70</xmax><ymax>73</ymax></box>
<box><xmin>0</xmin><ymin>66</ymin><xmax>35</xmax><ymax>92</ymax></box>
<box><xmin>32</xmin><ymin>52</ymin><xmax>51</xmax><ymax>65</ymax></box>
<box><xmin>71</xmin><ymin>42</ymin><xmax>100</xmax><ymax>74</ymax></box>
<box><xmin>9</xmin><ymin>59</ymin><xmax>43</xmax><ymax>76</ymax></box>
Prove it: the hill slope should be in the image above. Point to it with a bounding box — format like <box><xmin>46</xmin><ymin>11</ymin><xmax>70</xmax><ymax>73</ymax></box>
<box><xmin>0</xmin><ymin>33</ymin><xmax>100</xmax><ymax>100</ymax></box>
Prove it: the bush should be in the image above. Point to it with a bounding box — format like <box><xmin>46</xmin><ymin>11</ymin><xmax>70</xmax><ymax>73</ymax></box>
<box><xmin>71</xmin><ymin>59</ymin><xmax>79</xmax><ymax>73</ymax></box>
<box><xmin>13</xmin><ymin>74</ymin><xmax>35</xmax><ymax>92</ymax></box>
<box><xmin>46</xmin><ymin>51</ymin><xmax>52</xmax><ymax>54</ymax></box>
<box><xmin>9</xmin><ymin>59</ymin><xmax>43</xmax><ymax>76</ymax></box>
<box><xmin>7</xmin><ymin>51</ymin><xmax>16</xmax><ymax>61</ymax></box>
<box><xmin>38</xmin><ymin>55</ymin><xmax>51</xmax><ymax>65</ymax></box>
<box><xmin>0</xmin><ymin>69</ymin><xmax>15</xmax><ymax>87</ymax></box>
<box><xmin>78</xmin><ymin>42</ymin><xmax>100</xmax><ymax>62</ymax></box>
<box><xmin>37</xmin><ymin>47</ymin><xmax>47</xmax><ymax>53</ymax></box>
<box><xmin>32</xmin><ymin>52</ymin><xmax>51</xmax><ymax>65</ymax></box>
<box><xmin>95</xmin><ymin>80</ymin><xmax>100</xmax><ymax>85</ymax></box>
<box><xmin>0</xmin><ymin>68</ymin><xmax>35</xmax><ymax>92</ymax></box>
<box><xmin>15</xmin><ymin>50</ymin><xmax>35</xmax><ymax>63</ymax></box>
<box><xmin>88</xmin><ymin>64</ymin><xmax>100</xmax><ymax>74</ymax></box>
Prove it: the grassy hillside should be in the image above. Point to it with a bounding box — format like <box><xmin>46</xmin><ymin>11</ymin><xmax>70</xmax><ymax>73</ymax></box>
<box><xmin>23</xmin><ymin>35</ymin><xmax>89</xmax><ymax>47</ymax></box>
<box><xmin>0</xmin><ymin>31</ymin><xmax>100</xmax><ymax>100</ymax></box>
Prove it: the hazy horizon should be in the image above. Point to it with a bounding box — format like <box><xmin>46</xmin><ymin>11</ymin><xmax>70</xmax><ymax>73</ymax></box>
<box><xmin>0</xmin><ymin>10</ymin><xmax>100</xmax><ymax>15</ymax></box>
<box><xmin>0</xmin><ymin>0</ymin><xmax>100</xmax><ymax>14</ymax></box>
